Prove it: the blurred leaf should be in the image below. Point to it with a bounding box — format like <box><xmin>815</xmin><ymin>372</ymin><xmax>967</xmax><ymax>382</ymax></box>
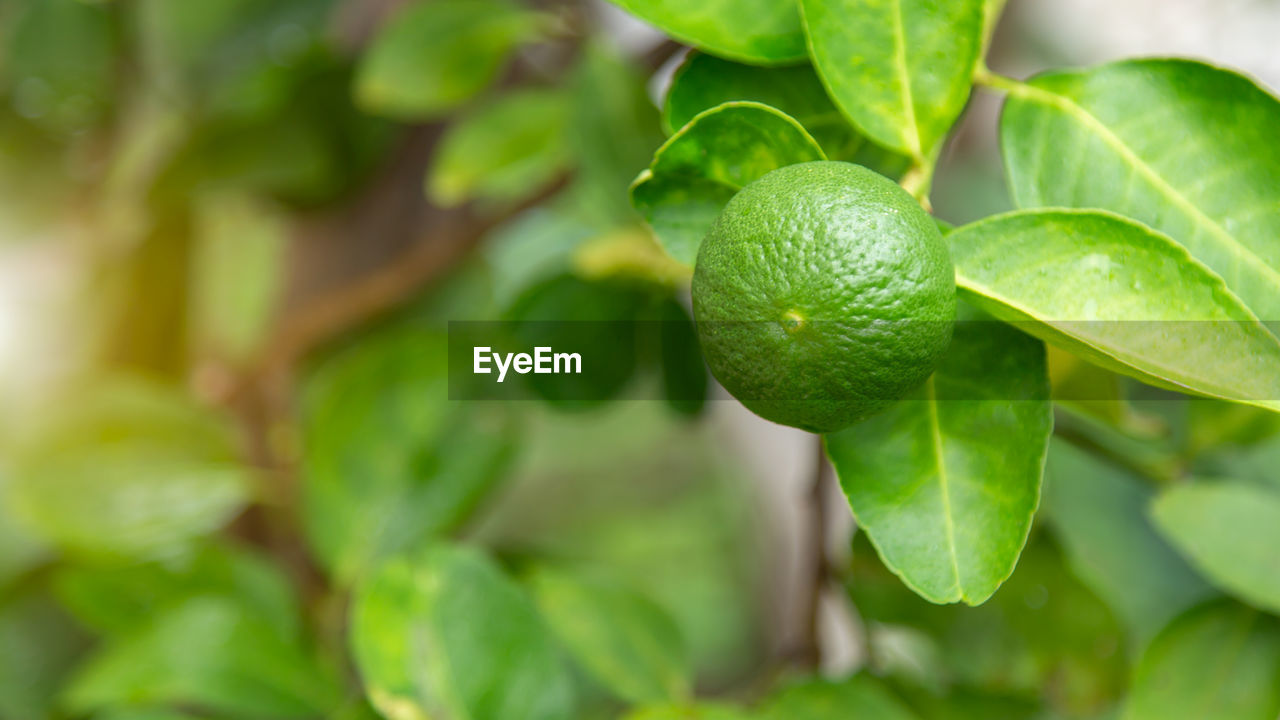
<box><xmin>484</xmin><ymin>208</ymin><xmax>598</xmax><ymax>309</ymax></box>
<box><xmin>562</xmin><ymin>42</ymin><xmax>665</xmax><ymax>228</ymax></box>
<box><xmin>428</xmin><ymin>88</ymin><xmax>571</xmax><ymax>208</ymax></box>
<box><xmin>656</xmin><ymin>296</ymin><xmax>708</xmax><ymax>417</ymax></box>
<box><xmin>893</xmin><ymin>685</ymin><xmax>1039</xmax><ymax>720</ymax></box>
<box><xmin>631</xmin><ymin>102</ymin><xmax>825</xmax><ymax>265</ymax></box>
<box><xmin>503</xmin><ymin>274</ymin><xmax>651</xmax><ymax>409</ymax></box>
<box><xmin>135</xmin><ymin>0</ymin><xmax>334</xmax><ymax>119</ymax></box>
<box><xmin>189</xmin><ymin>193</ymin><xmax>287</xmax><ymax>362</ymax></box>
<box><xmin>303</xmin><ymin>325</ymin><xmax>519</xmax><ymax>584</ymax></box>
<box><xmin>350</xmin><ymin>544</ymin><xmax>573</xmax><ymax>720</ymax></box>
<box><xmin>531</xmin><ymin>566</ymin><xmax>690</xmax><ymax>704</ymax></box>
<box><xmin>1151</xmin><ymin>481</ymin><xmax>1280</xmax><ymax>613</ymax></box>
<box><xmin>799</xmin><ymin>0</ymin><xmax>984</xmax><ymax>160</ymax></box>
<box><xmin>1122</xmin><ymin>601</ymin><xmax>1280</xmax><ymax>720</ymax></box>
<box><xmin>355</xmin><ymin>0</ymin><xmax>544</xmax><ymax>120</ymax></box>
<box><xmin>848</xmin><ymin>535</ymin><xmax>1127</xmax><ymax>714</ymax></box>
<box><xmin>53</xmin><ymin>542</ymin><xmax>300</xmax><ymax>639</ymax></box>
<box><xmin>0</xmin><ymin>0</ymin><xmax>116</xmax><ymax>134</ymax></box>
<box><xmin>0</xmin><ymin>588</ymin><xmax>89</xmax><ymax>720</ymax></box>
<box><xmin>0</xmin><ymin>467</ymin><xmax>48</xmax><ymax>590</ymax></box>
<box><xmin>64</xmin><ymin>596</ymin><xmax>341</xmax><ymax>718</ymax></box>
<box><xmin>161</xmin><ymin>57</ymin><xmax>393</xmax><ymax>206</ymax></box>
<box><xmin>91</xmin><ymin>709</ymin><xmax>204</xmax><ymax>720</ymax></box>
<box><xmin>622</xmin><ymin>703</ymin><xmax>754</xmax><ymax>720</ymax></box>
<box><xmin>949</xmin><ymin>210</ymin><xmax>1280</xmax><ymax>412</ymax></box>
<box><xmin>1000</xmin><ymin>59</ymin><xmax>1280</xmax><ymax>327</ymax></box>
<box><xmin>572</xmin><ymin>227</ymin><xmax>693</xmax><ymax>288</ymax></box>
<box><xmin>7</xmin><ymin>377</ymin><xmax>250</xmax><ymax>560</ymax></box>
<box><xmin>607</xmin><ymin>0</ymin><xmax>804</xmax><ymax>65</ymax></box>
<box><xmin>759</xmin><ymin>675</ymin><xmax>919</xmax><ymax>719</ymax></box>
<box><xmin>472</xmin><ymin>401</ymin><xmax>767</xmax><ymax>684</ymax></box>
<box><xmin>1186</xmin><ymin>400</ymin><xmax>1280</xmax><ymax>457</ymax></box>
<box><xmin>1042</xmin><ymin>440</ymin><xmax>1214</xmax><ymax>648</ymax></box>
<box><xmin>826</xmin><ymin>312</ymin><xmax>1051</xmax><ymax>605</ymax></box>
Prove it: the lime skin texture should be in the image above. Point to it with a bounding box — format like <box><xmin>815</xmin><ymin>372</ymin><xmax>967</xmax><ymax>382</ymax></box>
<box><xmin>692</xmin><ymin>161</ymin><xmax>956</xmax><ymax>433</ymax></box>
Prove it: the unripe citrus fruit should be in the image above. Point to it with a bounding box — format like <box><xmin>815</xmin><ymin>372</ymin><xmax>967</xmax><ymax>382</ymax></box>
<box><xmin>692</xmin><ymin>161</ymin><xmax>955</xmax><ymax>432</ymax></box>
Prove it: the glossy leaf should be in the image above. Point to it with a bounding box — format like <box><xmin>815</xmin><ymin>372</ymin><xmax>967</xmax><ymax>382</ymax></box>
<box><xmin>302</xmin><ymin>326</ymin><xmax>518</xmax><ymax>584</ymax></box>
<box><xmin>1043</xmin><ymin>440</ymin><xmax>1214</xmax><ymax>647</ymax></box>
<box><xmin>825</xmin><ymin>311</ymin><xmax>1051</xmax><ymax>604</ymax></box>
<box><xmin>64</xmin><ymin>596</ymin><xmax>341</xmax><ymax>718</ymax></box>
<box><xmin>355</xmin><ymin>0</ymin><xmax>544</xmax><ymax>119</ymax></box>
<box><xmin>606</xmin><ymin>0</ymin><xmax>805</xmax><ymax>66</ymax></box>
<box><xmin>1123</xmin><ymin>601</ymin><xmax>1280</xmax><ymax>720</ymax></box>
<box><xmin>531</xmin><ymin>566</ymin><xmax>690</xmax><ymax>704</ymax></box>
<box><xmin>428</xmin><ymin>88</ymin><xmax>571</xmax><ymax>208</ymax></box>
<box><xmin>759</xmin><ymin>675</ymin><xmax>920</xmax><ymax>720</ymax></box>
<box><xmin>999</xmin><ymin>59</ymin><xmax>1280</xmax><ymax>326</ymax></box>
<box><xmin>949</xmin><ymin>210</ymin><xmax>1280</xmax><ymax>411</ymax></box>
<box><xmin>1151</xmin><ymin>481</ymin><xmax>1280</xmax><ymax>614</ymax></box>
<box><xmin>631</xmin><ymin>102</ymin><xmax>825</xmax><ymax>265</ymax></box>
<box><xmin>6</xmin><ymin>377</ymin><xmax>250</xmax><ymax>560</ymax></box>
<box><xmin>799</xmin><ymin>0</ymin><xmax>985</xmax><ymax>159</ymax></box>
<box><xmin>350</xmin><ymin>544</ymin><xmax>573</xmax><ymax>720</ymax></box>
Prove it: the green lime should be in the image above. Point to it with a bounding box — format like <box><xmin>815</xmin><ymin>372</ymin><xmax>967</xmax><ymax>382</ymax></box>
<box><xmin>692</xmin><ymin>161</ymin><xmax>955</xmax><ymax>432</ymax></box>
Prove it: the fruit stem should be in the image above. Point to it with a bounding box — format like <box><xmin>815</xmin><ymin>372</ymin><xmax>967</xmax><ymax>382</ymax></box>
<box><xmin>899</xmin><ymin>162</ymin><xmax>935</xmax><ymax>213</ymax></box>
<box><xmin>973</xmin><ymin>65</ymin><xmax>1032</xmax><ymax>96</ymax></box>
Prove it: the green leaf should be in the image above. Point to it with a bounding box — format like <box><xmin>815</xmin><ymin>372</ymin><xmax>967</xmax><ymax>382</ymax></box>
<box><xmin>560</xmin><ymin>41</ymin><xmax>665</xmax><ymax>227</ymax></box>
<box><xmin>64</xmin><ymin>596</ymin><xmax>341</xmax><ymax>719</ymax></box>
<box><xmin>605</xmin><ymin>0</ymin><xmax>805</xmax><ymax>66</ymax></box>
<box><xmin>428</xmin><ymin>88</ymin><xmax>570</xmax><ymax>208</ymax></box>
<box><xmin>799</xmin><ymin>0</ymin><xmax>985</xmax><ymax>159</ymax></box>
<box><xmin>302</xmin><ymin>326</ymin><xmax>518</xmax><ymax>584</ymax></box>
<box><xmin>189</xmin><ymin>192</ymin><xmax>287</xmax><ymax>362</ymax></box>
<box><xmin>630</xmin><ymin>102</ymin><xmax>825</xmax><ymax>265</ymax></box>
<box><xmin>998</xmin><ymin>59</ymin><xmax>1280</xmax><ymax>326</ymax></box>
<box><xmin>500</xmin><ymin>274</ymin><xmax>650</xmax><ymax>408</ymax></box>
<box><xmin>0</xmin><ymin>589</ymin><xmax>88</xmax><ymax>720</ymax></box>
<box><xmin>825</xmin><ymin>309</ymin><xmax>1051</xmax><ymax>604</ymax></box>
<box><xmin>622</xmin><ymin>704</ymin><xmax>754</xmax><ymax>720</ymax></box>
<box><xmin>657</xmin><ymin>296</ymin><xmax>709</xmax><ymax>417</ymax></box>
<box><xmin>0</xmin><ymin>0</ymin><xmax>117</xmax><ymax>134</ymax></box>
<box><xmin>531</xmin><ymin>566</ymin><xmax>690</xmax><ymax>704</ymax></box>
<box><xmin>848</xmin><ymin>534</ymin><xmax>1128</xmax><ymax>713</ymax></box>
<box><xmin>355</xmin><ymin>0</ymin><xmax>544</xmax><ymax>120</ymax></box>
<box><xmin>759</xmin><ymin>675</ymin><xmax>920</xmax><ymax>720</ymax></box>
<box><xmin>53</xmin><ymin>543</ymin><xmax>300</xmax><ymax>639</ymax></box>
<box><xmin>134</xmin><ymin>0</ymin><xmax>334</xmax><ymax>118</ymax></box>
<box><xmin>1122</xmin><ymin>601</ymin><xmax>1280</xmax><ymax>720</ymax></box>
<box><xmin>350</xmin><ymin>544</ymin><xmax>573</xmax><ymax>720</ymax></box>
<box><xmin>1151</xmin><ymin>481</ymin><xmax>1280</xmax><ymax>614</ymax></box>
<box><xmin>1042</xmin><ymin>440</ymin><xmax>1214</xmax><ymax>647</ymax></box>
<box><xmin>6</xmin><ymin>377</ymin><xmax>250</xmax><ymax>560</ymax></box>
<box><xmin>949</xmin><ymin>210</ymin><xmax>1280</xmax><ymax>411</ymax></box>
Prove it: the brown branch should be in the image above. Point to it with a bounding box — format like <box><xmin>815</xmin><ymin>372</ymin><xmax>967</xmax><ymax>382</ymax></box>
<box><xmin>254</xmin><ymin>173</ymin><xmax>570</xmax><ymax>378</ymax></box>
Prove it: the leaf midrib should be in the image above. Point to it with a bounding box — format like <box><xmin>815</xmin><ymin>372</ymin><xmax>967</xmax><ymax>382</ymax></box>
<box><xmin>889</xmin><ymin>0</ymin><xmax>923</xmax><ymax>158</ymax></box>
<box><xmin>926</xmin><ymin>378</ymin><xmax>965</xmax><ymax>600</ymax></box>
<box><xmin>1007</xmin><ymin>81</ymin><xmax>1280</xmax><ymax>300</ymax></box>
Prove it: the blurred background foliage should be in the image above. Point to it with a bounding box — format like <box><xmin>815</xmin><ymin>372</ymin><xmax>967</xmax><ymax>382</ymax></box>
<box><xmin>0</xmin><ymin>1</ymin><xmax>1278</xmax><ymax>719</ymax></box>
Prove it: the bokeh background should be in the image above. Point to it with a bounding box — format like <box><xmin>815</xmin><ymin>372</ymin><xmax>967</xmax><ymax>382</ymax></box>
<box><xmin>1</xmin><ymin>1</ymin><xmax>1278</xmax><ymax>719</ymax></box>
